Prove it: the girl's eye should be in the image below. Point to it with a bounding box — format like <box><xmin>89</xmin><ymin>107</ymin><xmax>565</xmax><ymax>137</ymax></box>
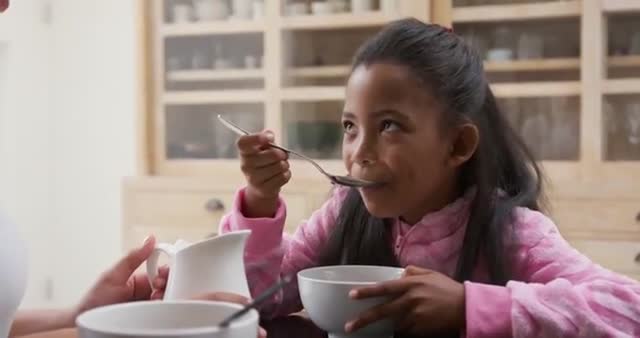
<box><xmin>343</xmin><ymin>121</ymin><xmax>355</xmax><ymax>133</ymax></box>
<box><xmin>381</xmin><ymin>120</ymin><xmax>400</xmax><ymax>132</ymax></box>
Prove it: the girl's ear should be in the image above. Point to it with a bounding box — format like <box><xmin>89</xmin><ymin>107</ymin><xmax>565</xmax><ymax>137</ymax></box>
<box><xmin>447</xmin><ymin>123</ymin><xmax>479</xmax><ymax>168</ymax></box>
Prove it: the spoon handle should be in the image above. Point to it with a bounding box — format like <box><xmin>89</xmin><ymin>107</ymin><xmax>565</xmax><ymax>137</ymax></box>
<box><xmin>218</xmin><ymin>275</ymin><xmax>292</xmax><ymax>327</ymax></box>
<box><xmin>217</xmin><ymin>114</ymin><xmax>293</xmax><ymax>154</ymax></box>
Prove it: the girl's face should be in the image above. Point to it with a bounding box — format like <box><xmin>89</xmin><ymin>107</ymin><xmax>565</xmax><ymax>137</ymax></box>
<box><xmin>343</xmin><ymin>63</ymin><xmax>475</xmax><ymax>223</ymax></box>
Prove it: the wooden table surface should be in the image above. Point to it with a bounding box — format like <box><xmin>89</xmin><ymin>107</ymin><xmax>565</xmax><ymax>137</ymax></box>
<box><xmin>23</xmin><ymin>329</ymin><xmax>77</xmax><ymax>338</ymax></box>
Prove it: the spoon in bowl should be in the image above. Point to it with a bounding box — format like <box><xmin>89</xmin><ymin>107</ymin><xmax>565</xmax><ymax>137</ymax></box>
<box><xmin>218</xmin><ymin>275</ymin><xmax>293</xmax><ymax>328</ymax></box>
<box><xmin>217</xmin><ymin>115</ymin><xmax>378</xmax><ymax>188</ymax></box>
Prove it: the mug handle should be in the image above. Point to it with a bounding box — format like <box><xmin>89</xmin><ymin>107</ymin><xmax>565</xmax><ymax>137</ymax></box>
<box><xmin>146</xmin><ymin>243</ymin><xmax>176</xmax><ymax>296</ymax></box>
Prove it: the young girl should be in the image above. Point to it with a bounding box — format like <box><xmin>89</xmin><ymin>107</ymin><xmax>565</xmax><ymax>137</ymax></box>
<box><xmin>220</xmin><ymin>19</ymin><xmax>640</xmax><ymax>337</ymax></box>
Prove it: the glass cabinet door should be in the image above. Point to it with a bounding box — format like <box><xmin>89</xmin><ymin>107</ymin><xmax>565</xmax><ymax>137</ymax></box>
<box><xmin>453</xmin><ymin>0</ymin><xmax>582</xmax><ymax>165</ymax></box>
<box><xmin>603</xmin><ymin>10</ymin><xmax>640</xmax><ymax>163</ymax></box>
<box><xmin>499</xmin><ymin>96</ymin><xmax>580</xmax><ymax>161</ymax></box>
<box><xmin>279</xmin><ymin>0</ymin><xmax>405</xmax><ymax>160</ymax></box>
<box><xmin>157</xmin><ymin>0</ymin><xmax>265</xmax><ymax>166</ymax></box>
<box><xmin>606</xmin><ymin>12</ymin><xmax>640</xmax><ymax>80</ymax></box>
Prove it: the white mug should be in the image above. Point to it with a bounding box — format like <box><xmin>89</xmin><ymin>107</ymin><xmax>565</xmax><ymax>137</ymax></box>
<box><xmin>146</xmin><ymin>230</ymin><xmax>252</xmax><ymax>300</ymax></box>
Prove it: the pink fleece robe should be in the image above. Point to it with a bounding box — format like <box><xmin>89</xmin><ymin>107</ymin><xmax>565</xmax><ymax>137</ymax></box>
<box><xmin>219</xmin><ymin>187</ymin><xmax>640</xmax><ymax>337</ymax></box>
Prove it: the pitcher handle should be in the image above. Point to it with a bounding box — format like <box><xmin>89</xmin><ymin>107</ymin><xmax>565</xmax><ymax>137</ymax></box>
<box><xmin>146</xmin><ymin>243</ymin><xmax>176</xmax><ymax>296</ymax></box>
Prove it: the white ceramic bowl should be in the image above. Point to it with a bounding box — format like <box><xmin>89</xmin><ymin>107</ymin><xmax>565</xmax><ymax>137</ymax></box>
<box><xmin>298</xmin><ymin>265</ymin><xmax>404</xmax><ymax>338</ymax></box>
<box><xmin>77</xmin><ymin>301</ymin><xmax>259</xmax><ymax>338</ymax></box>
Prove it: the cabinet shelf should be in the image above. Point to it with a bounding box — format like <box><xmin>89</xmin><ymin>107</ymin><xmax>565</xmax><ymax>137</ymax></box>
<box><xmin>484</xmin><ymin>58</ymin><xmax>580</xmax><ymax>72</ymax></box>
<box><xmin>284</xmin><ymin>57</ymin><xmax>640</xmax><ymax>77</ymax></box>
<box><xmin>491</xmin><ymin>81</ymin><xmax>581</xmax><ymax>97</ymax></box>
<box><xmin>167</xmin><ymin>69</ymin><xmax>264</xmax><ymax>81</ymax></box>
<box><xmin>161</xmin><ymin>21</ymin><xmax>265</xmax><ymax>36</ymax></box>
<box><xmin>602</xmin><ymin>0</ymin><xmax>640</xmax><ymax>13</ymax></box>
<box><xmin>280</xmin><ymin>12</ymin><xmax>391</xmax><ymax>30</ymax></box>
<box><xmin>603</xmin><ymin>79</ymin><xmax>640</xmax><ymax>94</ymax></box>
<box><xmin>453</xmin><ymin>1</ymin><xmax>581</xmax><ymax>23</ymax></box>
<box><xmin>608</xmin><ymin>55</ymin><xmax>640</xmax><ymax>68</ymax></box>
<box><xmin>162</xmin><ymin>90</ymin><xmax>266</xmax><ymax>104</ymax></box>
<box><xmin>286</xmin><ymin>65</ymin><xmax>351</xmax><ymax>78</ymax></box>
<box><xmin>281</xmin><ymin>86</ymin><xmax>345</xmax><ymax>101</ymax></box>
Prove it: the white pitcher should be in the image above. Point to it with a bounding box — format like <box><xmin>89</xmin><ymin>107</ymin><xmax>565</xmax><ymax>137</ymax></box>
<box><xmin>146</xmin><ymin>230</ymin><xmax>251</xmax><ymax>300</ymax></box>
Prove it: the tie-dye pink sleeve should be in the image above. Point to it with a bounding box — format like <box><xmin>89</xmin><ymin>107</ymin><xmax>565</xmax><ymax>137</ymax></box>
<box><xmin>464</xmin><ymin>208</ymin><xmax>640</xmax><ymax>338</ymax></box>
<box><xmin>218</xmin><ymin>187</ymin><xmax>347</xmax><ymax>318</ymax></box>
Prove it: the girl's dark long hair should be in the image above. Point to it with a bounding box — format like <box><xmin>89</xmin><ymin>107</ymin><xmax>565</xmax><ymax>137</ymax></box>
<box><xmin>319</xmin><ymin>18</ymin><xmax>545</xmax><ymax>285</ymax></box>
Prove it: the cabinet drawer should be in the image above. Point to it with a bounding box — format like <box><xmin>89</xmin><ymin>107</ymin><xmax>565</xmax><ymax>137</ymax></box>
<box><xmin>569</xmin><ymin>240</ymin><xmax>640</xmax><ymax>277</ymax></box>
<box><xmin>128</xmin><ymin>190</ymin><xmax>233</xmax><ymax>229</ymax></box>
<box><xmin>551</xmin><ymin>199</ymin><xmax>640</xmax><ymax>239</ymax></box>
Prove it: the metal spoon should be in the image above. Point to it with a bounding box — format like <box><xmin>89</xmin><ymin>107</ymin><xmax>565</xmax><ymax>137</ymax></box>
<box><xmin>217</xmin><ymin>115</ymin><xmax>377</xmax><ymax>188</ymax></box>
<box><xmin>218</xmin><ymin>275</ymin><xmax>293</xmax><ymax>328</ymax></box>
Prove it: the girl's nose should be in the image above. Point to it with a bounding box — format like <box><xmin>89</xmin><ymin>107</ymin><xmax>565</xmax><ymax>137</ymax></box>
<box><xmin>351</xmin><ymin>135</ymin><xmax>378</xmax><ymax>166</ymax></box>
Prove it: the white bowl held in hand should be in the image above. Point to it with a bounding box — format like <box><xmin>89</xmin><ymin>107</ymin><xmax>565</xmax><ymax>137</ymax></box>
<box><xmin>298</xmin><ymin>265</ymin><xmax>404</xmax><ymax>338</ymax></box>
<box><xmin>77</xmin><ymin>301</ymin><xmax>259</xmax><ymax>338</ymax></box>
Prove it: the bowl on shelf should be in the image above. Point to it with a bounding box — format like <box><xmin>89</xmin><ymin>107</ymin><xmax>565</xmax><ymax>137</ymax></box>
<box><xmin>487</xmin><ymin>48</ymin><xmax>514</xmax><ymax>61</ymax></box>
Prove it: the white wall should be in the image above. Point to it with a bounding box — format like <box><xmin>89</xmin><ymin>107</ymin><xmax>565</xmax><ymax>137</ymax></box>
<box><xmin>0</xmin><ymin>0</ymin><xmax>55</xmax><ymax>308</ymax></box>
<box><xmin>48</xmin><ymin>0</ymin><xmax>137</xmax><ymax>306</ymax></box>
<box><xmin>0</xmin><ymin>0</ymin><xmax>137</xmax><ymax>307</ymax></box>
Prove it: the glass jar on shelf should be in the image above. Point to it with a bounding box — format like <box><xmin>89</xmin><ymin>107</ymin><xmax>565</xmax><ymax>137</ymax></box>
<box><xmin>487</xmin><ymin>26</ymin><xmax>514</xmax><ymax>62</ymax></box>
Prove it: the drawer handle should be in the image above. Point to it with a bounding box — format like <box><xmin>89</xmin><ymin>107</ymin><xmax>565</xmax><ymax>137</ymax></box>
<box><xmin>204</xmin><ymin>198</ymin><xmax>225</xmax><ymax>213</ymax></box>
<box><xmin>636</xmin><ymin>212</ymin><xmax>640</xmax><ymax>222</ymax></box>
<box><xmin>635</xmin><ymin>252</ymin><xmax>640</xmax><ymax>264</ymax></box>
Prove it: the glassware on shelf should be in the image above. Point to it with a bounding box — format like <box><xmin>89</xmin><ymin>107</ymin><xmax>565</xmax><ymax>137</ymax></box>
<box><xmin>547</xmin><ymin>97</ymin><xmax>578</xmax><ymax>160</ymax></box>
<box><xmin>487</xmin><ymin>26</ymin><xmax>514</xmax><ymax>61</ymax></box>
<box><xmin>244</xmin><ymin>55</ymin><xmax>258</xmax><ymax>68</ymax></box>
<box><xmin>285</xmin><ymin>2</ymin><xmax>310</xmax><ymax>16</ymax></box>
<box><xmin>520</xmin><ymin>100</ymin><xmax>550</xmax><ymax>160</ymax></box>
<box><xmin>517</xmin><ymin>32</ymin><xmax>544</xmax><ymax>60</ymax></box>
<box><xmin>167</xmin><ymin>56</ymin><xmax>185</xmax><ymax>71</ymax></box>
<box><xmin>625</xmin><ymin>102</ymin><xmax>640</xmax><ymax>146</ymax></box>
<box><xmin>194</xmin><ymin>0</ymin><xmax>229</xmax><ymax>21</ymax></box>
<box><xmin>630</xmin><ymin>32</ymin><xmax>640</xmax><ymax>55</ymax></box>
<box><xmin>287</xmin><ymin>121</ymin><xmax>342</xmax><ymax>159</ymax></box>
<box><xmin>191</xmin><ymin>49</ymin><xmax>210</xmax><ymax>69</ymax></box>
<box><xmin>231</xmin><ymin>0</ymin><xmax>253</xmax><ymax>20</ymax></box>
<box><xmin>329</xmin><ymin>0</ymin><xmax>350</xmax><ymax>13</ymax></box>
<box><xmin>212</xmin><ymin>44</ymin><xmax>233</xmax><ymax>69</ymax></box>
<box><xmin>311</xmin><ymin>1</ymin><xmax>334</xmax><ymax>15</ymax></box>
<box><xmin>351</xmin><ymin>0</ymin><xmax>375</xmax><ymax>13</ymax></box>
<box><xmin>252</xmin><ymin>0</ymin><xmax>265</xmax><ymax>19</ymax></box>
<box><xmin>380</xmin><ymin>0</ymin><xmax>397</xmax><ymax>14</ymax></box>
<box><xmin>172</xmin><ymin>3</ymin><xmax>194</xmax><ymax>23</ymax></box>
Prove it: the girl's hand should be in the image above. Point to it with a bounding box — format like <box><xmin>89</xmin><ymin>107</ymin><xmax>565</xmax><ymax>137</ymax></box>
<box><xmin>346</xmin><ymin>266</ymin><xmax>466</xmax><ymax>336</ymax></box>
<box><xmin>236</xmin><ymin>131</ymin><xmax>290</xmax><ymax>218</ymax></box>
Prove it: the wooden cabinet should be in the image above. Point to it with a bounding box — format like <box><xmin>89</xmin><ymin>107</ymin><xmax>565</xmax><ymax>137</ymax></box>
<box><xmin>127</xmin><ymin>0</ymin><xmax>640</xmax><ymax>279</ymax></box>
<box><xmin>125</xmin><ymin>0</ymin><xmax>431</xmax><ymax>250</ymax></box>
<box><xmin>122</xmin><ymin>176</ymin><xmax>330</xmax><ymax>251</ymax></box>
<box><xmin>568</xmin><ymin>239</ymin><xmax>640</xmax><ymax>281</ymax></box>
